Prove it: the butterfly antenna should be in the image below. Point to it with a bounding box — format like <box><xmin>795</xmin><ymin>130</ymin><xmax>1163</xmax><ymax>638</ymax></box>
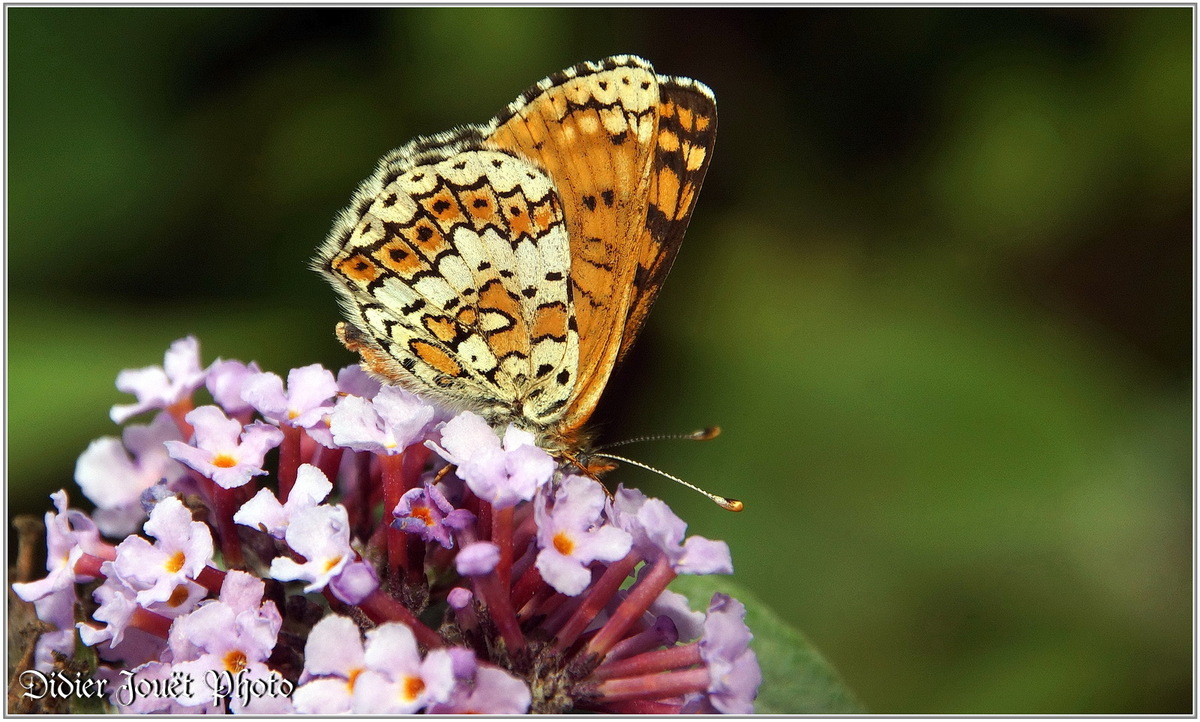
<box><xmin>592</xmin><ymin>451</ymin><xmax>743</xmax><ymax>512</ymax></box>
<box><xmin>596</xmin><ymin>426</ymin><xmax>721</xmax><ymax>451</ymax></box>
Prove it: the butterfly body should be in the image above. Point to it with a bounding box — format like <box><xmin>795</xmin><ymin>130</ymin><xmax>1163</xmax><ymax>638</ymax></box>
<box><xmin>315</xmin><ymin>55</ymin><xmax>716</xmax><ymax>458</ymax></box>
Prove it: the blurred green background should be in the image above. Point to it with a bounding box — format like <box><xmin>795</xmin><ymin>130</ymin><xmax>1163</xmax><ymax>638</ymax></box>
<box><xmin>8</xmin><ymin>7</ymin><xmax>1192</xmax><ymax>713</ymax></box>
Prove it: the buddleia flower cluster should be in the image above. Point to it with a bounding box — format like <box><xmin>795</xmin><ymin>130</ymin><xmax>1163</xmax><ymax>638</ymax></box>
<box><xmin>12</xmin><ymin>337</ymin><xmax>761</xmax><ymax>714</ymax></box>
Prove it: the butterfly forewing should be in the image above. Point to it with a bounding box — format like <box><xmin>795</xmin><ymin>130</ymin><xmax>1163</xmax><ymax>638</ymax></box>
<box><xmin>484</xmin><ymin>56</ymin><xmax>663</xmax><ymax>434</ymax></box>
<box><xmin>618</xmin><ymin>76</ymin><xmax>718</xmax><ymax>364</ymax></box>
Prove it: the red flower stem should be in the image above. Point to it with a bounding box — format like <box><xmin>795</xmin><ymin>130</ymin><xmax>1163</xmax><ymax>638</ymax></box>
<box><xmin>340</xmin><ymin>451</ymin><xmax>370</xmax><ymax>537</ymax></box>
<box><xmin>313</xmin><ymin>445</ymin><xmax>344</xmax><ymax>489</ymax></box>
<box><xmin>510</xmin><ymin>561</ymin><xmax>545</xmax><ymax>611</ymax></box>
<box><xmin>194</xmin><ymin>565</ymin><xmax>227</xmax><ymax>594</ymax></box>
<box><xmin>593</xmin><ymin>666</ymin><xmax>710</xmax><ymax>703</ymax></box>
<box><xmin>354</xmin><ymin>588</ymin><xmax>443</xmax><ymax>649</ymax></box>
<box><xmin>277</xmin><ymin>425</ymin><xmax>303</xmax><ymax>499</ymax></box>
<box><xmin>73</xmin><ymin>553</ymin><xmax>109</xmax><ymax>579</ymax></box>
<box><xmin>533</xmin><ymin>590</ymin><xmax>573</xmax><ymax>626</ymax></box>
<box><xmin>210</xmin><ymin>484</ymin><xmax>246</xmax><ymax>568</ymax></box>
<box><xmin>367</xmin><ymin>455</ymin><xmax>384</xmax><ymax>507</ymax></box>
<box><xmin>592</xmin><ymin>699</ymin><xmax>683</xmax><ymax>714</ymax></box>
<box><xmin>402</xmin><ymin>445</ymin><xmax>430</xmax><ymax>585</ymax></box>
<box><xmin>477</xmin><ymin>498</ymin><xmax>492</xmax><ymax>541</ymax></box>
<box><xmin>600</xmin><ymin>616</ymin><xmax>676</xmax><ymax>665</ymax></box>
<box><xmin>300</xmin><ymin>429</ymin><xmax>316</xmax><ymax>461</ymax></box>
<box><xmin>192</xmin><ymin>471</ymin><xmax>217</xmax><ymax>503</ymax></box>
<box><xmin>406</xmin><ymin>538</ymin><xmax>426</xmax><ymax>586</ymax></box>
<box><xmin>509</xmin><ymin>540</ymin><xmax>537</xmax><ymax>581</ymax></box>
<box><xmin>474</xmin><ymin>572</ymin><xmax>525</xmax><ymax>653</ymax></box>
<box><xmin>493</xmin><ymin>505</ymin><xmax>514</xmax><ymax>591</ymax></box>
<box><xmin>365</xmin><ymin>522</ymin><xmax>388</xmax><ymax>563</ymax></box>
<box><xmin>402</xmin><ymin>443</ymin><xmax>429</xmax><ymax>481</ymax></box>
<box><xmin>379</xmin><ymin>452</ymin><xmax>408</xmax><ymax>576</ymax></box>
<box><xmin>452</xmin><ymin>594</ymin><xmax>480</xmax><ymax>633</ymax></box>
<box><xmin>130</xmin><ymin>607</ymin><xmax>174</xmax><ymax>639</ymax></box>
<box><xmin>583</xmin><ymin>555</ymin><xmax>676</xmax><ymax>660</ymax></box>
<box><xmin>511</xmin><ymin>509</ymin><xmax>538</xmax><ymax>556</ymax></box>
<box><xmin>552</xmin><ymin>551</ymin><xmax>641</xmax><ymax>654</ymax></box>
<box><xmin>517</xmin><ymin>583</ymin><xmax>556</xmax><ymax>621</ymax></box>
<box><xmin>591</xmin><ymin>642</ymin><xmax>702</xmax><ymax>681</ymax></box>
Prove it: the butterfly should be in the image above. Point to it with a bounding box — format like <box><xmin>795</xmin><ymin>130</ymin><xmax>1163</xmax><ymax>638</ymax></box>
<box><xmin>314</xmin><ymin>54</ymin><xmax>717</xmax><ymax>467</ymax></box>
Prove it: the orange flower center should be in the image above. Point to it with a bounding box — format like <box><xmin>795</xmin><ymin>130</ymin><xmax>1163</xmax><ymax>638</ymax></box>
<box><xmin>223</xmin><ymin>650</ymin><xmax>248</xmax><ymax>673</ymax></box>
<box><xmin>402</xmin><ymin>676</ymin><xmax>426</xmax><ymax>701</ymax></box>
<box><xmin>323</xmin><ymin>555</ymin><xmax>344</xmax><ymax>573</ymax></box>
<box><xmin>211</xmin><ymin>453</ymin><xmax>238</xmax><ymax>468</ymax></box>
<box><xmin>164</xmin><ymin>550</ymin><xmax>186</xmax><ymax>573</ymax></box>
<box><xmin>166</xmin><ymin>584</ymin><xmax>191</xmax><ymax>607</ymax></box>
<box><xmin>411</xmin><ymin>506</ymin><xmax>434</xmax><ymax>526</ymax></box>
<box><xmin>553</xmin><ymin>531</ymin><xmax>575</xmax><ymax>556</ymax></box>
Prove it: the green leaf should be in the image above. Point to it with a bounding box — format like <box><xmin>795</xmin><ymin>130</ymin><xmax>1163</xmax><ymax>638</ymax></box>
<box><xmin>671</xmin><ymin>575</ymin><xmax>865</xmax><ymax>714</ymax></box>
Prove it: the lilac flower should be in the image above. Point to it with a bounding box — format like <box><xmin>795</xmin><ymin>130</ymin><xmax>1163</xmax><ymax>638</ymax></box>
<box><xmin>110</xmin><ymin>336</ymin><xmax>207</xmax><ymax>423</ymax></box>
<box><xmin>268</xmin><ymin>504</ymin><xmax>353</xmax><ymax>592</ymax></box>
<box><xmin>535</xmin><ymin>476</ymin><xmax>633</xmax><ymax>596</ymax></box>
<box><xmin>75</xmin><ymin>412</ymin><xmax>186</xmax><ymax>536</ymax></box>
<box><xmin>427</xmin><ymin>411</ymin><xmax>555</xmax><ymax>508</ymax></box>
<box><xmin>337</xmin><ymin>363</ymin><xmax>381</xmax><ymax>398</ymax></box>
<box><xmin>169</xmin><ymin>571</ymin><xmax>284</xmax><ymax>710</ymax></box>
<box><xmin>328</xmin><ymin>560</ymin><xmax>380</xmax><ymax>605</ymax></box>
<box><xmin>393</xmin><ymin>481</ymin><xmax>475</xmax><ymax>549</ymax></box>
<box><xmin>699</xmin><ymin>594</ymin><xmax>762</xmax><ymax>714</ymax></box>
<box><xmin>650</xmin><ymin>587</ymin><xmax>706</xmax><ymax>643</ymax></box>
<box><xmin>241</xmin><ymin>364</ymin><xmax>338</xmax><ymax>447</ymax></box>
<box><xmin>447</xmin><ymin>586</ymin><xmax>473</xmax><ymax>610</ymax></box>
<box><xmin>12</xmin><ymin>491</ymin><xmax>106</xmax><ymax>600</ymax></box>
<box><xmin>612</xmin><ymin>484</ymin><xmax>733</xmax><ymax>575</ymax></box>
<box><xmin>456</xmin><ymin>541</ymin><xmax>500</xmax><ymax>576</ymax></box>
<box><xmin>426</xmin><ymin>649</ymin><xmax>531</xmax><ymax>714</ymax></box>
<box><xmin>164</xmin><ymin>405</ymin><xmax>283</xmax><ymax>489</ymax></box>
<box><xmin>110</xmin><ymin>496</ymin><xmax>214</xmax><ymax>606</ymax></box>
<box><xmin>461</xmin><ymin>665</ymin><xmax>533</xmax><ymax>713</ymax></box>
<box><xmin>352</xmin><ymin>624</ymin><xmax>457</xmax><ymax>713</ymax></box>
<box><xmin>291</xmin><ymin>615</ymin><xmax>366</xmax><ymax>714</ymax></box>
<box><xmin>205</xmin><ymin>358</ymin><xmax>262</xmax><ymax>415</ymax></box>
<box><xmin>12</xmin><ymin>491</ymin><xmax>110</xmax><ymax>670</ymax></box>
<box><xmin>75</xmin><ymin>576</ymin><xmax>139</xmax><ymax>648</ymax></box>
<box><xmin>81</xmin><ymin>563</ymin><xmax>204</xmax><ymax>649</ymax></box>
<box><xmin>13</xmin><ymin>567</ymin><xmax>78</xmax><ymax>672</ymax></box>
<box><xmin>329</xmin><ymin>385</ymin><xmax>436</xmax><ymax>454</ymax></box>
<box><xmin>17</xmin><ymin>338</ymin><xmax>770</xmax><ymax>715</ymax></box>
<box><xmin>234</xmin><ymin>463</ymin><xmax>332</xmax><ymax>539</ymax></box>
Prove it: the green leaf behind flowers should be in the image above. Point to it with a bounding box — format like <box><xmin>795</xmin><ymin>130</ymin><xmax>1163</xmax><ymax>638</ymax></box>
<box><xmin>672</xmin><ymin>575</ymin><xmax>864</xmax><ymax>714</ymax></box>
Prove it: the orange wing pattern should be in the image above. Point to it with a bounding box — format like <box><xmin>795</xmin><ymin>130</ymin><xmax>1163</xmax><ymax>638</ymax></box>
<box><xmin>485</xmin><ymin>57</ymin><xmax>659</xmax><ymax>437</ymax></box>
<box><xmin>315</xmin><ymin>148</ymin><xmax>579</xmax><ymax>427</ymax></box>
<box><xmin>618</xmin><ymin>77</ymin><xmax>717</xmax><ymax>364</ymax></box>
<box><xmin>484</xmin><ymin>56</ymin><xmax>716</xmax><ymax>439</ymax></box>
<box><xmin>316</xmin><ymin>55</ymin><xmax>715</xmax><ymax>450</ymax></box>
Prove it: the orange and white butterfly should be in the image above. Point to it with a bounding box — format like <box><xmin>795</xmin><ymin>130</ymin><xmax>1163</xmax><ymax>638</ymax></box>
<box><xmin>314</xmin><ymin>55</ymin><xmax>716</xmax><ymax>468</ymax></box>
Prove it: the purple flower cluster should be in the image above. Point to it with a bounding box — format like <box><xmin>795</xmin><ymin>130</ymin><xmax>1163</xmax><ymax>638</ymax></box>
<box><xmin>13</xmin><ymin>337</ymin><xmax>761</xmax><ymax>714</ymax></box>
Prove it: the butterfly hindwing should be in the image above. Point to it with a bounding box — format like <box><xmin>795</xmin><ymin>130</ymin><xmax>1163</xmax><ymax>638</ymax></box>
<box><xmin>315</xmin><ymin>144</ymin><xmax>578</xmax><ymax>426</ymax></box>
